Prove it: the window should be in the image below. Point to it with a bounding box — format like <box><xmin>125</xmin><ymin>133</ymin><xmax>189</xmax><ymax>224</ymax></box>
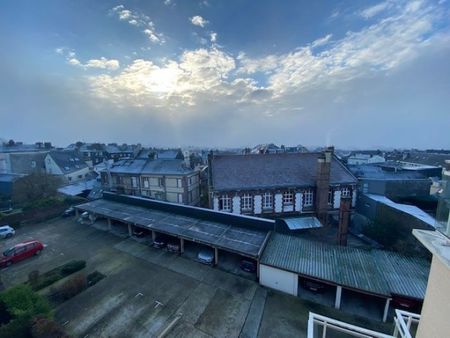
<box><xmin>328</xmin><ymin>190</ymin><xmax>333</xmax><ymax>205</ymax></box>
<box><xmin>219</xmin><ymin>195</ymin><xmax>232</xmax><ymax>212</ymax></box>
<box><xmin>304</xmin><ymin>190</ymin><xmax>313</xmax><ymax>206</ymax></box>
<box><xmin>78</xmin><ymin>175</ymin><xmax>82</xmax><ymax>179</ymax></box>
<box><xmin>143</xmin><ymin>178</ymin><xmax>149</xmax><ymax>188</ymax></box>
<box><xmin>178</xmin><ymin>194</ymin><xmax>183</xmax><ymax>203</ymax></box>
<box><xmin>177</xmin><ymin>178</ymin><xmax>182</xmax><ymax>188</ymax></box>
<box><xmin>283</xmin><ymin>191</ymin><xmax>294</xmax><ymax>206</ymax></box>
<box><xmin>362</xmin><ymin>183</ymin><xmax>368</xmax><ymax>194</ymax></box>
<box><xmin>241</xmin><ymin>194</ymin><xmax>253</xmax><ymax>211</ymax></box>
<box><xmin>158</xmin><ymin>178</ymin><xmax>164</xmax><ymax>187</ymax></box>
<box><xmin>262</xmin><ymin>193</ymin><xmax>273</xmax><ymax>210</ymax></box>
<box><xmin>131</xmin><ymin>177</ymin><xmax>137</xmax><ymax>188</ymax></box>
<box><xmin>341</xmin><ymin>187</ymin><xmax>351</xmax><ymax>197</ymax></box>
<box><xmin>31</xmin><ymin>160</ymin><xmax>36</xmax><ymax>168</ymax></box>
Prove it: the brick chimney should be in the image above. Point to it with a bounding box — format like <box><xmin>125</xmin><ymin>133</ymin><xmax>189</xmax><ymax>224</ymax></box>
<box><xmin>315</xmin><ymin>146</ymin><xmax>333</xmax><ymax>225</ymax></box>
<box><xmin>337</xmin><ymin>196</ymin><xmax>351</xmax><ymax>246</ymax></box>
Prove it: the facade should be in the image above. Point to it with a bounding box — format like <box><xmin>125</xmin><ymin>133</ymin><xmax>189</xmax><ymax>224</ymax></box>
<box><xmin>208</xmin><ymin>147</ymin><xmax>357</xmax><ymax>218</ymax></box>
<box><xmin>100</xmin><ymin>154</ymin><xmax>200</xmax><ymax>206</ymax></box>
<box><xmin>45</xmin><ymin>150</ymin><xmax>90</xmax><ymax>183</ymax></box>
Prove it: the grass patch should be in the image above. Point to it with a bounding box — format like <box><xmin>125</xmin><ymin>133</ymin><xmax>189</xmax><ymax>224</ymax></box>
<box><xmin>27</xmin><ymin>260</ymin><xmax>86</xmax><ymax>291</ymax></box>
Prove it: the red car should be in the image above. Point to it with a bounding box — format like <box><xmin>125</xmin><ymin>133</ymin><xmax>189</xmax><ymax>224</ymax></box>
<box><xmin>1</xmin><ymin>240</ymin><xmax>44</xmax><ymax>267</ymax></box>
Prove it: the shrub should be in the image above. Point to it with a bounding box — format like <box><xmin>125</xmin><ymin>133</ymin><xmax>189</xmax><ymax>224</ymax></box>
<box><xmin>58</xmin><ymin>274</ymin><xmax>87</xmax><ymax>301</ymax></box>
<box><xmin>31</xmin><ymin>316</ymin><xmax>69</xmax><ymax>338</ymax></box>
<box><xmin>0</xmin><ymin>314</ymin><xmax>32</xmax><ymax>338</ymax></box>
<box><xmin>28</xmin><ymin>271</ymin><xmax>40</xmax><ymax>288</ymax></box>
<box><xmin>0</xmin><ymin>300</ymin><xmax>11</xmax><ymax>326</ymax></box>
<box><xmin>31</xmin><ymin>273</ymin><xmax>60</xmax><ymax>291</ymax></box>
<box><xmin>0</xmin><ymin>285</ymin><xmax>52</xmax><ymax>338</ymax></box>
<box><xmin>61</xmin><ymin>260</ymin><xmax>86</xmax><ymax>276</ymax></box>
<box><xmin>87</xmin><ymin>271</ymin><xmax>105</xmax><ymax>286</ymax></box>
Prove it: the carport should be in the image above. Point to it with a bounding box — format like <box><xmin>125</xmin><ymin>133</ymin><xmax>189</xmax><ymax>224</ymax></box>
<box><xmin>259</xmin><ymin>233</ymin><xmax>430</xmax><ymax>322</ymax></box>
<box><xmin>75</xmin><ymin>196</ymin><xmax>270</xmax><ymax>273</ymax></box>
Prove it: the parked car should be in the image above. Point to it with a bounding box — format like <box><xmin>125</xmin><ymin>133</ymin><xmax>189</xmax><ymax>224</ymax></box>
<box><xmin>0</xmin><ymin>225</ymin><xmax>15</xmax><ymax>239</ymax></box>
<box><xmin>1</xmin><ymin>240</ymin><xmax>44</xmax><ymax>267</ymax></box>
<box><xmin>240</xmin><ymin>259</ymin><xmax>257</xmax><ymax>273</ymax></box>
<box><xmin>197</xmin><ymin>249</ymin><xmax>214</xmax><ymax>265</ymax></box>
<box><xmin>132</xmin><ymin>229</ymin><xmax>145</xmax><ymax>237</ymax></box>
<box><xmin>167</xmin><ymin>241</ymin><xmax>180</xmax><ymax>253</ymax></box>
<box><xmin>153</xmin><ymin>236</ymin><xmax>168</xmax><ymax>249</ymax></box>
<box><xmin>62</xmin><ymin>207</ymin><xmax>75</xmax><ymax>217</ymax></box>
<box><xmin>300</xmin><ymin>279</ymin><xmax>328</xmax><ymax>293</ymax></box>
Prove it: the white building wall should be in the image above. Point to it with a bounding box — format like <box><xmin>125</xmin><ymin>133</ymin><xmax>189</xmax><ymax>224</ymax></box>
<box><xmin>254</xmin><ymin>195</ymin><xmax>262</xmax><ymax>214</ymax></box>
<box><xmin>232</xmin><ymin>196</ymin><xmax>241</xmax><ymax>214</ymax></box>
<box><xmin>274</xmin><ymin>193</ymin><xmax>282</xmax><ymax>213</ymax></box>
<box><xmin>213</xmin><ymin>196</ymin><xmax>219</xmax><ymax>211</ymax></box>
<box><xmin>260</xmin><ymin>264</ymin><xmax>298</xmax><ymax>296</ymax></box>
<box><xmin>44</xmin><ymin>155</ymin><xmax>63</xmax><ymax>175</ymax></box>
<box><xmin>333</xmin><ymin>190</ymin><xmax>341</xmax><ymax>209</ymax></box>
<box><xmin>295</xmin><ymin>193</ymin><xmax>303</xmax><ymax>212</ymax></box>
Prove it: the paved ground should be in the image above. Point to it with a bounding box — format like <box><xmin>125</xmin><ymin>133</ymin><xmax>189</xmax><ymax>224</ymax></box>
<box><xmin>0</xmin><ymin>217</ymin><xmax>392</xmax><ymax>337</ymax></box>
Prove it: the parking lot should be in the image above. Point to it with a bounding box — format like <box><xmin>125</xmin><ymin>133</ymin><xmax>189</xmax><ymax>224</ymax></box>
<box><xmin>0</xmin><ymin>217</ymin><xmax>392</xmax><ymax>337</ymax></box>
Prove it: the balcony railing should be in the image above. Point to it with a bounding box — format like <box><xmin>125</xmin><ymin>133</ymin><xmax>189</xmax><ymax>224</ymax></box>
<box><xmin>393</xmin><ymin>309</ymin><xmax>420</xmax><ymax>338</ymax></box>
<box><xmin>308</xmin><ymin>310</ymin><xmax>421</xmax><ymax>338</ymax></box>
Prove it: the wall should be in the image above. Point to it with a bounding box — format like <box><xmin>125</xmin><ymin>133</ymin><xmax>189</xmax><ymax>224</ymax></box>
<box><xmin>260</xmin><ymin>264</ymin><xmax>298</xmax><ymax>296</ymax></box>
<box><xmin>416</xmin><ymin>255</ymin><xmax>450</xmax><ymax>338</ymax></box>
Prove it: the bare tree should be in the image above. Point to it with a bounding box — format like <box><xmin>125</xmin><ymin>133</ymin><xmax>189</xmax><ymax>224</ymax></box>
<box><xmin>12</xmin><ymin>173</ymin><xmax>62</xmax><ymax>206</ymax></box>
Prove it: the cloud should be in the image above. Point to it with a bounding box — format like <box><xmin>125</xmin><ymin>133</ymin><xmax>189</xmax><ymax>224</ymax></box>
<box><xmin>210</xmin><ymin>32</ymin><xmax>217</xmax><ymax>42</ymax></box>
<box><xmin>83</xmin><ymin>0</ymin><xmax>448</xmax><ymax>133</ymax></box>
<box><xmin>88</xmin><ymin>48</ymin><xmax>267</xmax><ymax>109</ymax></box>
<box><xmin>311</xmin><ymin>34</ymin><xmax>333</xmax><ymax>48</ymax></box>
<box><xmin>360</xmin><ymin>1</ymin><xmax>393</xmax><ymax>19</ymax></box>
<box><xmin>85</xmin><ymin>57</ymin><xmax>120</xmax><ymax>70</ymax></box>
<box><xmin>57</xmin><ymin>49</ymin><xmax>119</xmax><ymax>71</ymax></box>
<box><xmin>238</xmin><ymin>0</ymin><xmax>442</xmax><ymax>97</ymax></box>
<box><xmin>164</xmin><ymin>0</ymin><xmax>173</xmax><ymax>5</ymax></box>
<box><xmin>110</xmin><ymin>5</ymin><xmax>165</xmax><ymax>44</ymax></box>
<box><xmin>190</xmin><ymin>15</ymin><xmax>208</xmax><ymax>27</ymax></box>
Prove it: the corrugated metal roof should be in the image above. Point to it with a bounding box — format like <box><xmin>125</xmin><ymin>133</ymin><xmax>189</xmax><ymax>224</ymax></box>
<box><xmin>261</xmin><ymin>233</ymin><xmax>430</xmax><ymax>298</ymax></box>
<box><xmin>76</xmin><ymin>199</ymin><xmax>269</xmax><ymax>258</ymax></box>
<box><xmin>281</xmin><ymin>216</ymin><xmax>322</xmax><ymax>230</ymax></box>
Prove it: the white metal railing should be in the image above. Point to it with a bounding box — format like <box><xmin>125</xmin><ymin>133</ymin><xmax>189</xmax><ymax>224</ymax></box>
<box><xmin>308</xmin><ymin>312</ymin><xmax>395</xmax><ymax>338</ymax></box>
<box><xmin>393</xmin><ymin>309</ymin><xmax>421</xmax><ymax>338</ymax></box>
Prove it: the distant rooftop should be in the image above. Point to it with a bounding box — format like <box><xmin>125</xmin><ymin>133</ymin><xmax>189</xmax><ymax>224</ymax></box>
<box><xmin>349</xmin><ymin>164</ymin><xmax>429</xmax><ymax>180</ymax></box>
<box><xmin>366</xmin><ymin>194</ymin><xmax>436</xmax><ymax>227</ymax></box>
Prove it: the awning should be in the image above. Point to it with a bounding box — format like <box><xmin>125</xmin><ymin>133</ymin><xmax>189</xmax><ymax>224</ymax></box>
<box><xmin>281</xmin><ymin>216</ymin><xmax>322</xmax><ymax>230</ymax></box>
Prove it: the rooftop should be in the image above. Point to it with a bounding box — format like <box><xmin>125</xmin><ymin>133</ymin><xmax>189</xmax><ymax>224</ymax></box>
<box><xmin>210</xmin><ymin>152</ymin><xmax>357</xmax><ymax>192</ymax></box>
<box><xmin>366</xmin><ymin>194</ymin><xmax>436</xmax><ymax>227</ymax></box>
<box><xmin>75</xmin><ymin>194</ymin><xmax>272</xmax><ymax>258</ymax></box>
<box><xmin>107</xmin><ymin>158</ymin><xmax>195</xmax><ymax>175</ymax></box>
<box><xmin>48</xmin><ymin>150</ymin><xmax>88</xmax><ymax>174</ymax></box>
<box><xmin>261</xmin><ymin>233</ymin><xmax>430</xmax><ymax>299</ymax></box>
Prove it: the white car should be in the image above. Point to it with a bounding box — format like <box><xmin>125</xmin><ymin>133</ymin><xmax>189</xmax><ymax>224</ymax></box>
<box><xmin>0</xmin><ymin>225</ymin><xmax>15</xmax><ymax>239</ymax></box>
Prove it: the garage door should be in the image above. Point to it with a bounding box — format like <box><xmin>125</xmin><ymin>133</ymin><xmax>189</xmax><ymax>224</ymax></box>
<box><xmin>260</xmin><ymin>264</ymin><xmax>298</xmax><ymax>296</ymax></box>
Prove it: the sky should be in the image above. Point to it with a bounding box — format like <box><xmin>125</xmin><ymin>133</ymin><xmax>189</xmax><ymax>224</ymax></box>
<box><xmin>0</xmin><ymin>0</ymin><xmax>449</xmax><ymax>149</ymax></box>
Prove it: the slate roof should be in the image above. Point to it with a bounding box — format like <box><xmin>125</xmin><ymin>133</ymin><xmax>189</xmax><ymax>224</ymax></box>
<box><xmin>348</xmin><ymin>164</ymin><xmax>428</xmax><ymax>180</ymax></box>
<box><xmin>210</xmin><ymin>153</ymin><xmax>357</xmax><ymax>191</ymax></box>
<box><xmin>48</xmin><ymin>151</ymin><xmax>88</xmax><ymax>174</ymax></box>
<box><xmin>10</xmin><ymin>152</ymin><xmax>47</xmax><ymax>174</ymax></box>
<box><xmin>261</xmin><ymin>233</ymin><xmax>430</xmax><ymax>299</ymax></box>
<box><xmin>387</xmin><ymin>152</ymin><xmax>450</xmax><ymax>167</ymax></box>
<box><xmin>108</xmin><ymin>158</ymin><xmax>195</xmax><ymax>175</ymax></box>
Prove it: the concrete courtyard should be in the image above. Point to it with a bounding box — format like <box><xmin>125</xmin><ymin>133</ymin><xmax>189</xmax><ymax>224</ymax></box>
<box><xmin>0</xmin><ymin>217</ymin><xmax>392</xmax><ymax>337</ymax></box>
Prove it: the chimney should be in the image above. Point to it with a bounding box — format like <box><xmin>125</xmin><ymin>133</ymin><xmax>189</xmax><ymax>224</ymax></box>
<box><xmin>315</xmin><ymin>146</ymin><xmax>334</xmax><ymax>225</ymax></box>
<box><xmin>337</xmin><ymin>196</ymin><xmax>352</xmax><ymax>246</ymax></box>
